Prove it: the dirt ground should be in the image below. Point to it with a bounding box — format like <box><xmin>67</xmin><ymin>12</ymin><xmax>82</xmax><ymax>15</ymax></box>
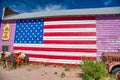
<box><xmin>0</xmin><ymin>64</ymin><xmax>82</xmax><ymax>80</ymax></box>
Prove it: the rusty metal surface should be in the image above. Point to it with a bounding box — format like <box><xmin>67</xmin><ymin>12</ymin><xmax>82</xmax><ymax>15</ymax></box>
<box><xmin>101</xmin><ymin>52</ymin><xmax>120</xmax><ymax>72</ymax></box>
<box><xmin>102</xmin><ymin>52</ymin><xmax>120</xmax><ymax>62</ymax></box>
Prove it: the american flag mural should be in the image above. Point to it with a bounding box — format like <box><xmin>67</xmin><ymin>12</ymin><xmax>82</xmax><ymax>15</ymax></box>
<box><xmin>13</xmin><ymin>16</ymin><xmax>96</xmax><ymax>64</ymax></box>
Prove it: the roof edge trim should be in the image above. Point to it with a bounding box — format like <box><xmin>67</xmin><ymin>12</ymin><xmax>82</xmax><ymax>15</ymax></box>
<box><xmin>2</xmin><ymin>7</ymin><xmax>120</xmax><ymax>20</ymax></box>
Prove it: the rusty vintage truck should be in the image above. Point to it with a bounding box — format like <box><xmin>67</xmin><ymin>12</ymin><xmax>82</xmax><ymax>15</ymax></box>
<box><xmin>101</xmin><ymin>50</ymin><xmax>120</xmax><ymax>79</ymax></box>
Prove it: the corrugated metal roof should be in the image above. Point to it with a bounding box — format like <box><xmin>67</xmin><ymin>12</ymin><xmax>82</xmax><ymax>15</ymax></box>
<box><xmin>2</xmin><ymin>7</ymin><xmax>120</xmax><ymax>20</ymax></box>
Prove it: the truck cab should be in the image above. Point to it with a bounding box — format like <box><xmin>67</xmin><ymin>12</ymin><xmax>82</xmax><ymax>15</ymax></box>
<box><xmin>101</xmin><ymin>51</ymin><xmax>120</xmax><ymax>79</ymax></box>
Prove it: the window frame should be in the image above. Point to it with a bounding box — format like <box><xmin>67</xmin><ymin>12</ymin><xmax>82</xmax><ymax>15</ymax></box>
<box><xmin>2</xmin><ymin>45</ymin><xmax>10</xmax><ymax>52</ymax></box>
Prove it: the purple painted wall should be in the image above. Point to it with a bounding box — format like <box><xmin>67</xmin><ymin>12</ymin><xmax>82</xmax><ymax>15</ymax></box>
<box><xmin>96</xmin><ymin>16</ymin><xmax>120</xmax><ymax>57</ymax></box>
<box><xmin>0</xmin><ymin>20</ymin><xmax>16</xmax><ymax>52</ymax></box>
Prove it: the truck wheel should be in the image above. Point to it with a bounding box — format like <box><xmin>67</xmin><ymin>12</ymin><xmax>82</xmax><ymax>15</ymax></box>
<box><xmin>112</xmin><ymin>68</ymin><xmax>120</xmax><ymax>80</ymax></box>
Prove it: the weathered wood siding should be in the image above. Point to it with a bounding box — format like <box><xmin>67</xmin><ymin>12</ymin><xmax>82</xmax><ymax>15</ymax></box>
<box><xmin>96</xmin><ymin>16</ymin><xmax>120</xmax><ymax>57</ymax></box>
<box><xmin>0</xmin><ymin>20</ymin><xmax>16</xmax><ymax>51</ymax></box>
<box><xmin>0</xmin><ymin>15</ymin><xmax>120</xmax><ymax>60</ymax></box>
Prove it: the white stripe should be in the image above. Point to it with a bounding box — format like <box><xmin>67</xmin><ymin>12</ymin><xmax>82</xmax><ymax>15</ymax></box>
<box><xmin>30</xmin><ymin>57</ymin><xmax>83</xmax><ymax>64</ymax></box>
<box><xmin>14</xmin><ymin>50</ymin><xmax>96</xmax><ymax>57</ymax></box>
<box><xmin>44</xmin><ymin>36</ymin><xmax>96</xmax><ymax>40</ymax></box>
<box><xmin>14</xmin><ymin>44</ymin><xmax>96</xmax><ymax>49</ymax></box>
<box><xmin>97</xmin><ymin>50</ymin><xmax>115</xmax><ymax>52</ymax></box>
<box><xmin>44</xmin><ymin>28</ymin><xmax>96</xmax><ymax>32</ymax></box>
<box><xmin>44</xmin><ymin>20</ymin><xmax>96</xmax><ymax>25</ymax></box>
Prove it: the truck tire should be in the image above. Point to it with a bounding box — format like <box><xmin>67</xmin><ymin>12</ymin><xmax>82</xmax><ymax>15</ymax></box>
<box><xmin>112</xmin><ymin>68</ymin><xmax>120</xmax><ymax>80</ymax></box>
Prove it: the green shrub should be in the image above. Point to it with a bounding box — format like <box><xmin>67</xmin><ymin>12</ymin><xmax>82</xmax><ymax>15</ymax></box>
<box><xmin>63</xmin><ymin>64</ymin><xmax>71</xmax><ymax>71</ymax></box>
<box><xmin>80</xmin><ymin>60</ymin><xmax>108</xmax><ymax>80</ymax></box>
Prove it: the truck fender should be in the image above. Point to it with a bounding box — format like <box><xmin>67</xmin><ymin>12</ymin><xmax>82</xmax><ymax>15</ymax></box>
<box><xmin>109</xmin><ymin>63</ymin><xmax>120</xmax><ymax>72</ymax></box>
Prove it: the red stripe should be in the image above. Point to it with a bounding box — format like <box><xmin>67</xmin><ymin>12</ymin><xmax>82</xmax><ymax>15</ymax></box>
<box><xmin>14</xmin><ymin>53</ymin><xmax>96</xmax><ymax>61</ymax></box>
<box><xmin>13</xmin><ymin>47</ymin><xmax>96</xmax><ymax>52</ymax></box>
<box><xmin>44</xmin><ymin>24</ymin><xmax>96</xmax><ymax>29</ymax></box>
<box><xmin>44</xmin><ymin>32</ymin><xmax>96</xmax><ymax>36</ymax></box>
<box><xmin>43</xmin><ymin>40</ymin><xmax>96</xmax><ymax>44</ymax></box>
<box><xmin>45</xmin><ymin>16</ymin><xmax>96</xmax><ymax>21</ymax></box>
<box><xmin>26</xmin><ymin>54</ymin><xmax>96</xmax><ymax>60</ymax></box>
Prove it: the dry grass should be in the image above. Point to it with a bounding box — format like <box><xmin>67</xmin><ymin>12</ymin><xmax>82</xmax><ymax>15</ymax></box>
<box><xmin>0</xmin><ymin>62</ymin><xmax>115</xmax><ymax>80</ymax></box>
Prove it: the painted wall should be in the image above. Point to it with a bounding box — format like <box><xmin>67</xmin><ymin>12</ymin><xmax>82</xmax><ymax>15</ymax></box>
<box><xmin>0</xmin><ymin>20</ymin><xmax>16</xmax><ymax>52</ymax></box>
<box><xmin>0</xmin><ymin>15</ymin><xmax>120</xmax><ymax>59</ymax></box>
<box><xmin>96</xmin><ymin>16</ymin><xmax>120</xmax><ymax>57</ymax></box>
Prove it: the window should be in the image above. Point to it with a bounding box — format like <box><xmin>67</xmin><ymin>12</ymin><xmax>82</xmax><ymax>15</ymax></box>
<box><xmin>2</xmin><ymin>45</ymin><xmax>10</xmax><ymax>52</ymax></box>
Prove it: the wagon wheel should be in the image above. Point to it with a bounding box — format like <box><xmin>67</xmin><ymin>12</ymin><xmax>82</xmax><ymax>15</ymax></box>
<box><xmin>24</xmin><ymin>55</ymin><xmax>29</xmax><ymax>64</ymax></box>
<box><xmin>6</xmin><ymin>56</ymin><xmax>16</xmax><ymax>68</ymax></box>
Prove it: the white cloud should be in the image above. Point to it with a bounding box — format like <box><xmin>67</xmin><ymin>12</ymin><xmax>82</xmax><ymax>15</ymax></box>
<box><xmin>45</xmin><ymin>4</ymin><xmax>66</xmax><ymax>11</ymax></box>
<box><xmin>102</xmin><ymin>0</ymin><xmax>112</xmax><ymax>6</ymax></box>
<box><xmin>12</xmin><ymin>4</ymin><xmax>17</xmax><ymax>8</ymax></box>
<box><xmin>10</xmin><ymin>3</ymin><xmax>67</xmax><ymax>13</ymax></box>
<box><xmin>32</xmin><ymin>5</ymin><xmax>43</xmax><ymax>12</ymax></box>
<box><xmin>10</xmin><ymin>4</ymin><xmax>26</xmax><ymax>13</ymax></box>
<box><xmin>32</xmin><ymin>4</ymin><xmax>67</xmax><ymax>12</ymax></box>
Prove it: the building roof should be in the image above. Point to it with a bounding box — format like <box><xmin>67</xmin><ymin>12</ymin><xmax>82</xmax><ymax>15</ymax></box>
<box><xmin>2</xmin><ymin>7</ymin><xmax>18</xmax><ymax>20</ymax></box>
<box><xmin>2</xmin><ymin>7</ymin><xmax>120</xmax><ymax>20</ymax></box>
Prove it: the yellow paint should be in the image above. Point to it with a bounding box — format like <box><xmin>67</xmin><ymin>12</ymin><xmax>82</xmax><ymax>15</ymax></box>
<box><xmin>2</xmin><ymin>23</ymin><xmax>10</xmax><ymax>40</ymax></box>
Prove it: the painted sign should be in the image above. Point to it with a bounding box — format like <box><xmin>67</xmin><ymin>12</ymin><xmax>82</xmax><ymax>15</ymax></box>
<box><xmin>2</xmin><ymin>23</ymin><xmax>10</xmax><ymax>40</ymax></box>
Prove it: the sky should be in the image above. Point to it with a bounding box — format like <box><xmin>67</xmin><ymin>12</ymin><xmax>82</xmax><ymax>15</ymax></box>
<box><xmin>0</xmin><ymin>0</ymin><xmax>120</xmax><ymax>18</ymax></box>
